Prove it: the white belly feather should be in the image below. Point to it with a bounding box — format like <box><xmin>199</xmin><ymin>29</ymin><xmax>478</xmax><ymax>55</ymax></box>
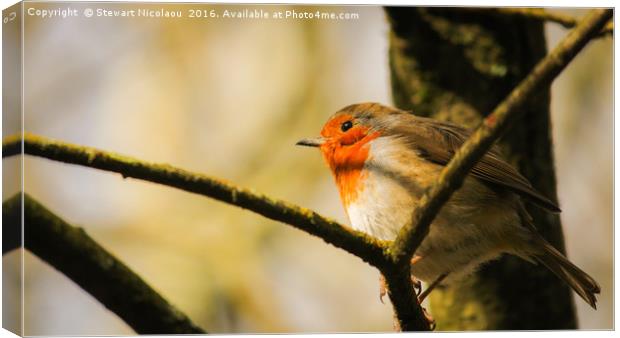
<box><xmin>345</xmin><ymin>136</ymin><xmax>534</xmax><ymax>284</ymax></box>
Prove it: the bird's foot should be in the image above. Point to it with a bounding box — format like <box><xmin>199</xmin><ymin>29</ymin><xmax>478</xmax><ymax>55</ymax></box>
<box><xmin>410</xmin><ymin>255</ymin><xmax>423</xmax><ymax>296</ymax></box>
<box><xmin>415</xmin><ymin>272</ymin><xmax>448</xmax><ymax>331</ymax></box>
<box><xmin>411</xmin><ymin>275</ymin><xmax>422</xmax><ymax>296</ymax></box>
<box><xmin>379</xmin><ymin>274</ymin><xmax>421</xmax><ymax>303</ymax></box>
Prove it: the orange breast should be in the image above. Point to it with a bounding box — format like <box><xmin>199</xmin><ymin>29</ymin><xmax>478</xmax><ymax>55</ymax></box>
<box><xmin>321</xmin><ymin>131</ymin><xmax>379</xmax><ymax>207</ymax></box>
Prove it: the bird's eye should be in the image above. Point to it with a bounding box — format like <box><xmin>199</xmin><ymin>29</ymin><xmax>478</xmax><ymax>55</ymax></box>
<box><xmin>341</xmin><ymin>121</ymin><xmax>353</xmax><ymax>132</ymax></box>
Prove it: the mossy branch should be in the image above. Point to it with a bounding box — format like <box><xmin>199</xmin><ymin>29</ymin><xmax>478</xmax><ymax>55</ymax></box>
<box><xmin>2</xmin><ymin>193</ymin><xmax>206</xmax><ymax>334</ymax></box>
<box><xmin>2</xmin><ymin>133</ymin><xmax>389</xmax><ymax>269</ymax></box>
<box><xmin>389</xmin><ymin>9</ymin><xmax>612</xmax><ymax>266</ymax></box>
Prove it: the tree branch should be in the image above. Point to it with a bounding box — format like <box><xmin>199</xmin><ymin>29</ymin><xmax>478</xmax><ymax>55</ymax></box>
<box><xmin>459</xmin><ymin>7</ymin><xmax>613</xmax><ymax>37</ymax></box>
<box><xmin>389</xmin><ymin>9</ymin><xmax>612</xmax><ymax>266</ymax></box>
<box><xmin>2</xmin><ymin>134</ymin><xmax>389</xmax><ymax>269</ymax></box>
<box><xmin>2</xmin><ymin>193</ymin><xmax>206</xmax><ymax>334</ymax></box>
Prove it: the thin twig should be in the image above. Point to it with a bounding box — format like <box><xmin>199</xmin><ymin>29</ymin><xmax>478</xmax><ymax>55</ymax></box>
<box><xmin>2</xmin><ymin>134</ymin><xmax>390</xmax><ymax>269</ymax></box>
<box><xmin>389</xmin><ymin>9</ymin><xmax>613</xmax><ymax>267</ymax></box>
<box><xmin>459</xmin><ymin>7</ymin><xmax>613</xmax><ymax>37</ymax></box>
<box><xmin>2</xmin><ymin>193</ymin><xmax>206</xmax><ymax>334</ymax></box>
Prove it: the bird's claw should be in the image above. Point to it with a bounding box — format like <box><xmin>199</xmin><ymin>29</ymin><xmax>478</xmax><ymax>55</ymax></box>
<box><xmin>411</xmin><ymin>275</ymin><xmax>422</xmax><ymax>296</ymax></box>
<box><xmin>410</xmin><ymin>256</ymin><xmax>423</xmax><ymax>296</ymax></box>
<box><xmin>380</xmin><ymin>274</ymin><xmax>421</xmax><ymax>303</ymax></box>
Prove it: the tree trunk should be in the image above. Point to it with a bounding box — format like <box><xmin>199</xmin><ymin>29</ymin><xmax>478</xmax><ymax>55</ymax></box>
<box><xmin>385</xmin><ymin>7</ymin><xmax>577</xmax><ymax>330</ymax></box>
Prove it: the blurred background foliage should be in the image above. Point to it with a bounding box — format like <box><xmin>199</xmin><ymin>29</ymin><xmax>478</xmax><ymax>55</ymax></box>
<box><xmin>2</xmin><ymin>4</ymin><xmax>612</xmax><ymax>334</ymax></box>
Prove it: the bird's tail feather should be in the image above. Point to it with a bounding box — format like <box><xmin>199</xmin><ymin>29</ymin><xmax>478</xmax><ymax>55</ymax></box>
<box><xmin>535</xmin><ymin>240</ymin><xmax>600</xmax><ymax>309</ymax></box>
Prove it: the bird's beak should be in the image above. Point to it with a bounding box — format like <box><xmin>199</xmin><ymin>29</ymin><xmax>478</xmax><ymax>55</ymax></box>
<box><xmin>296</xmin><ymin>137</ymin><xmax>326</xmax><ymax>147</ymax></box>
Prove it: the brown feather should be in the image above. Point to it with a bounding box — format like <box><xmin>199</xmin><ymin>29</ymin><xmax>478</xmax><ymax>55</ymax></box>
<box><xmin>377</xmin><ymin>112</ymin><xmax>561</xmax><ymax>212</ymax></box>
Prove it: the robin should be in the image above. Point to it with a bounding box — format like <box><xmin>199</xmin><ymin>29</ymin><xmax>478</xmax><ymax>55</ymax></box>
<box><xmin>296</xmin><ymin>102</ymin><xmax>600</xmax><ymax>314</ymax></box>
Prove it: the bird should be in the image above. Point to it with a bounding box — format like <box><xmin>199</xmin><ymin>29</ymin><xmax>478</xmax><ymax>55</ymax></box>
<box><xmin>296</xmin><ymin>102</ymin><xmax>600</xmax><ymax>312</ymax></box>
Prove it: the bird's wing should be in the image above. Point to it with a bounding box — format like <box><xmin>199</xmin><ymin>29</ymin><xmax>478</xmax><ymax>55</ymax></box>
<box><xmin>388</xmin><ymin>115</ymin><xmax>560</xmax><ymax>212</ymax></box>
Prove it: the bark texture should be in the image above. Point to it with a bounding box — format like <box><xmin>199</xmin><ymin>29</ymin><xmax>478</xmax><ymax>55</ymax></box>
<box><xmin>386</xmin><ymin>7</ymin><xmax>576</xmax><ymax>330</ymax></box>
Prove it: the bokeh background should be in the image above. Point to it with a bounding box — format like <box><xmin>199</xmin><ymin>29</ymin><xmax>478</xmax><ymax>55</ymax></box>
<box><xmin>2</xmin><ymin>3</ymin><xmax>613</xmax><ymax>334</ymax></box>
